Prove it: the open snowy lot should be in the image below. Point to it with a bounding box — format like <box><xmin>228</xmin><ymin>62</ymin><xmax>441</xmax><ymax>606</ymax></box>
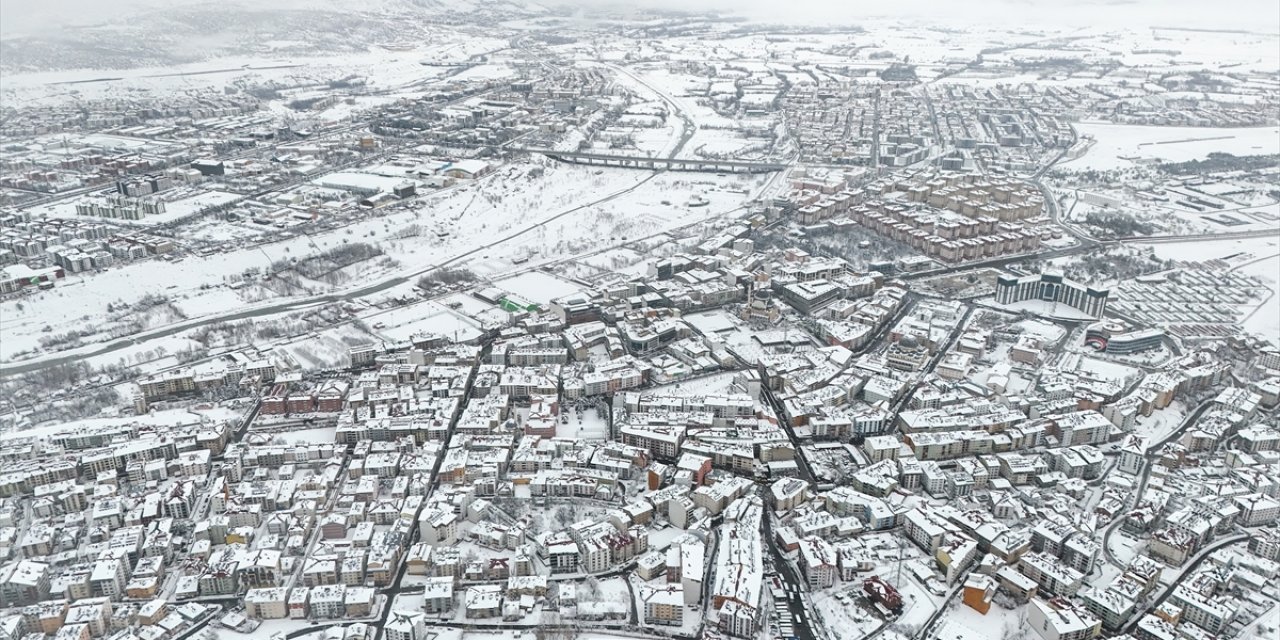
<box><xmin>646</xmin><ymin>371</ymin><xmax>748</xmax><ymax>397</ymax></box>
<box><xmin>493</xmin><ymin>271</ymin><xmax>586</xmax><ymax>306</ymax></box>
<box><xmin>932</xmin><ymin>597</ymin><xmax>1028</xmax><ymax>640</ymax></box>
<box><xmin>1235</xmin><ymin>254</ymin><xmax>1280</xmax><ymax>345</ymax></box>
<box><xmin>1063</xmin><ymin>122</ymin><xmax>1280</xmax><ymax>171</ymax></box>
<box><xmin>366</xmin><ymin>301</ymin><xmax>487</xmax><ymax>344</ymax></box>
<box><xmin>267</xmin><ymin>322</ymin><xmax>377</xmax><ymax>370</ymax></box>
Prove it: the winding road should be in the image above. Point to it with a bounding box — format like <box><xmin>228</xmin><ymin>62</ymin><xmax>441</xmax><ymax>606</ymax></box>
<box><xmin>1117</xmin><ymin>534</ymin><xmax>1249</xmax><ymax>635</ymax></box>
<box><xmin>1101</xmin><ymin>399</ymin><xmax>1217</xmax><ymax>568</ymax></box>
<box><xmin>603</xmin><ymin>62</ymin><xmax>697</xmax><ymax>160</ymax></box>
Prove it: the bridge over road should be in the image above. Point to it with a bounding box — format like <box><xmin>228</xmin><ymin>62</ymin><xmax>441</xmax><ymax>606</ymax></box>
<box><xmin>520</xmin><ymin>148</ymin><xmax>789</xmax><ymax>174</ymax></box>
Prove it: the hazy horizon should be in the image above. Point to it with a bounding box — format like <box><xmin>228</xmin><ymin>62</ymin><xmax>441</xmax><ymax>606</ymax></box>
<box><xmin>2</xmin><ymin>0</ymin><xmax>1278</xmax><ymax>37</ymax></box>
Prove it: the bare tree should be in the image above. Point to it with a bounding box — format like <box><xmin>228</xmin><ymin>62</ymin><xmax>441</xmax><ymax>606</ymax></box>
<box><xmin>554</xmin><ymin>504</ymin><xmax>579</xmax><ymax>528</ymax></box>
<box><xmin>579</xmin><ymin>577</ymin><xmax>602</xmax><ymax>601</ymax></box>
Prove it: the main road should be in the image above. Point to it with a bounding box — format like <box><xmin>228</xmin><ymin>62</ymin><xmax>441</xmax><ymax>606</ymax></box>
<box><xmin>762</xmin><ymin>513</ymin><xmax>821</xmax><ymax>640</ymax></box>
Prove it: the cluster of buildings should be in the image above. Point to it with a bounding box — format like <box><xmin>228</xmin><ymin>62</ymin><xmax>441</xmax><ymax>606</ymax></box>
<box><xmin>0</xmin><ymin>23</ymin><xmax>1278</xmax><ymax>640</ymax></box>
<box><xmin>783</xmin><ymin>170</ymin><xmax>1055</xmax><ymax>264</ymax></box>
<box><xmin>0</xmin><ymin>90</ymin><xmax>261</xmax><ymax>140</ymax></box>
<box><xmin>0</xmin><ymin>209</ymin><xmax>177</xmax><ymax>295</ymax></box>
<box><xmin>135</xmin><ymin>357</ymin><xmax>278</xmax><ymax>403</ymax></box>
<box><xmin>781</xmin><ymin>79</ymin><xmax>1079</xmax><ymax>171</ymax></box>
<box><xmin>0</xmin><ymin>134</ymin><xmax>191</xmax><ymax>199</ymax></box>
<box><xmin>74</xmin><ymin>194</ymin><xmax>167</xmax><ymax>221</ymax></box>
<box><xmin>1084</xmin><ymin>320</ymin><xmax>1163</xmax><ymax>355</ymax></box>
<box><xmin>0</xmin><ymin>209</ymin><xmax>1273</xmax><ymax>640</ymax></box>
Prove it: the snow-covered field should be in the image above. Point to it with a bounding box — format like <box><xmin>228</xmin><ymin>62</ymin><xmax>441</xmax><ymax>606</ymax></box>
<box><xmin>932</xmin><ymin>597</ymin><xmax>1027</xmax><ymax>640</ymax></box>
<box><xmin>574</xmin><ymin>248</ymin><xmax>650</xmax><ymax>278</ymax></box>
<box><xmin>1063</xmin><ymin>184</ymin><xmax>1280</xmax><ymax>237</ymax></box>
<box><xmin>368</xmin><ymin>302</ymin><xmax>486</xmax><ymax>344</ymax></box>
<box><xmin>1235</xmin><ymin>254</ymin><xmax>1280</xmax><ymax>345</ymax></box>
<box><xmin>646</xmin><ymin>371</ymin><xmax>747</xmax><ymax>397</ymax></box>
<box><xmin>1138</xmin><ymin>236</ymin><xmax>1280</xmax><ymax>264</ymax></box>
<box><xmin>1063</xmin><ymin>122</ymin><xmax>1280</xmax><ymax>171</ymax></box>
<box><xmin>0</xmin><ymin>160</ymin><xmax>764</xmax><ymax>366</ymax></box>
<box><xmin>1075</xmin><ymin>355</ymin><xmax>1142</xmax><ymax>383</ymax></box>
<box><xmin>494</xmin><ymin>271</ymin><xmax>586</xmax><ymax>306</ymax></box>
<box><xmin>0</xmin><ymin>32</ymin><xmax>506</xmax><ymax>108</ymax></box>
<box><xmin>686</xmin><ymin>127</ymin><xmax>774</xmax><ymax>160</ymax></box>
<box><xmin>78</xmin><ymin>334</ymin><xmax>205</xmax><ymax>373</ymax></box>
<box><xmin>449</xmin><ymin>63</ymin><xmax>518</xmax><ymax>82</ymax></box>
<box><xmin>811</xmin><ymin>589</ymin><xmax>884</xmax><ymax>640</ymax></box>
<box><xmin>269</xmin><ymin>323</ymin><xmax>377</xmax><ymax>370</ymax></box>
<box><xmin>274</xmin><ymin>425</ymin><xmax>338</xmax><ymax>445</ymax></box>
<box><xmin>0</xmin><ymin>404</ymin><xmax>245</xmax><ymax>442</ymax></box>
<box><xmin>555</xmin><ymin>404</ymin><xmax>610</xmax><ymax>441</ymax></box>
<box><xmin>986</xmin><ymin>298</ymin><xmax>1099</xmax><ymax>322</ymax></box>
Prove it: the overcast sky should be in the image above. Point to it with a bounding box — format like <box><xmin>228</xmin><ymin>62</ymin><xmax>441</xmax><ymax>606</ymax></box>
<box><xmin>575</xmin><ymin>0</ymin><xmax>1280</xmax><ymax>31</ymax></box>
<box><xmin>1</xmin><ymin>0</ymin><xmax>1277</xmax><ymax>35</ymax></box>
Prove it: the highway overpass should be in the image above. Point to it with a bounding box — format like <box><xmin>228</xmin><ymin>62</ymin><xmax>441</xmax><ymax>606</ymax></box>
<box><xmin>522</xmin><ymin>148</ymin><xmax>789</xmax><ymax>174</ymax></box>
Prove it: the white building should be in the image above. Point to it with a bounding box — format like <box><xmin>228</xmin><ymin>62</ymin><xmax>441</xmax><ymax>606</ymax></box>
<box><xmin>1027</xmin><ymin>597</ymin><xmax>1101</xmax><ymax>640</ymax></box>
<box><xmin>245</xmin><ymin>587</ymin><xmax>289</xmax><ymax>619</ymax></box>
<box><xmin>419</xmin><ymin>507</ymin><xmax>459</xmax><ymax>545</ymax></box>
<box><xmin>1117</xmin><ymin>435</ymin><xmax>1145</xmax><ymax>476</ymax></box>
<box><xmin>640</xmin><ymin>583</ymin><xmax>685</xmax><ymax>627</ymax></box>
<box><xmin>385</xmin><ymin>610</ymin><xmax>429</xmax><ymax>640</ymax></box>
<box><xmin>422</xmin><ymin>576</ymin><xmax>454</xmax><ymax>614</ymax></box>
<box><xmin>309</xmin><ymin>585</ymin><xmax>347</xmax><ymax>619</ymax></box>
<box><xmin>797</xmin><ymin>537</ymin><xmax>837</xmax><ymax>589</ymax></box>
<box><xmin>464</xmin><ymin>585</ymin><xmax>502</xmax><ymax>619</ymax></box>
